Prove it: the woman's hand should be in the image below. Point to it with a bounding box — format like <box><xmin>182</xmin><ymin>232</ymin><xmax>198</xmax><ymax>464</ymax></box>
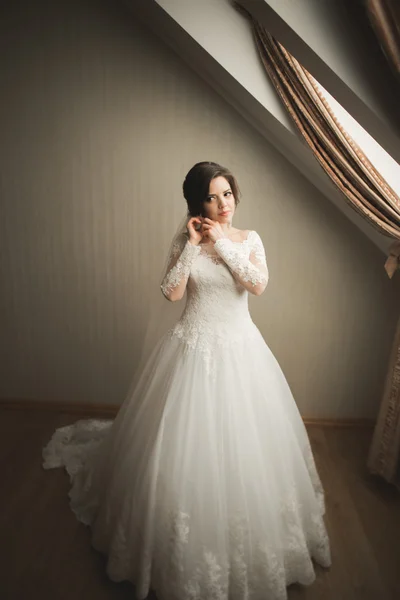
<box><xmin>201</xmin><ymin>218</ymin><xmax>226</xmax><ymax>243</ymax></box>
<box><xmin>187</xmin><ymin>217</ymin><xmax>203</xmax><ymax>245</ymax></box>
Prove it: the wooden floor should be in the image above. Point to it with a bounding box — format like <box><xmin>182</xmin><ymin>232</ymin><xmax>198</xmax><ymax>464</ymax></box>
<box><xmin>0</xmin><ymin>408</ymin><xmax>399</xmax><ymax>600</ymax></box>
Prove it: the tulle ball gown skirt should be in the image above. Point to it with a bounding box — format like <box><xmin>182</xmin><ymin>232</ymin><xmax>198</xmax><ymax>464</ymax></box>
<box><xmin>42</xmin><ymin>324</ymin><xmax>331</xmax><ymax>600</ymax></box>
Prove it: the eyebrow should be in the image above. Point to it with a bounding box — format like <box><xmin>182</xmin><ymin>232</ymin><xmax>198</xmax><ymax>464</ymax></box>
<box><xmin>207</xmin><ymin>188</ymin><xmax>231</xmax><ymax>198</ymax></box>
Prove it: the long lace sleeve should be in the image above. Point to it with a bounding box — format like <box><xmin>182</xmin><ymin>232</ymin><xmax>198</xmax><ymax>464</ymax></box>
<box><xmin>160</xmin><ymin>233</ymin><xmax>201</xmax><ymax>301</ymax></box>
<box><xmin>214</xmin><ymin>230</ymin><xmax>269</xmax><ymax>295</ymax></box>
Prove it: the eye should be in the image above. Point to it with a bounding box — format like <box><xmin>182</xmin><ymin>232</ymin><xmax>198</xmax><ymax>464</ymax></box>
<box><xmin>225</xmin><ymin>192</ymin><xmax>231</xmax><ymax>197</ymax></box>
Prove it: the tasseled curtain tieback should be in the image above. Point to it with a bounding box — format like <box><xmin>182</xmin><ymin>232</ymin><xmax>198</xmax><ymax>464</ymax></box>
<box><xmin>385</xmin><ymin>241</ymin><xmax>400</xmax><ymax>278</ymax></box>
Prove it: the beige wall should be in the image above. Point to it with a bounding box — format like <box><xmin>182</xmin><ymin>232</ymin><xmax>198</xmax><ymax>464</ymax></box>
<box><xmin>1</xmin><ymin>0</ymin><xmax>399</xmax><ymax>418</ymax></box>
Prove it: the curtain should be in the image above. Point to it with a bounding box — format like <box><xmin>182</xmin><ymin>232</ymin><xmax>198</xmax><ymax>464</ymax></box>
<box><xmin>233</xmin><ymin>1</ymin><xmax>400</xmax><ymax>489</ymax></box>
<box><xmin>233</xmin><ymin>2</ymin><xmax>400</xmax><ymax>262</ymax></box>
<box><xmin>365</xmin><ymin>0</ymin><xmax>400</xmax><ymax>83</ymax></box>
<box><xmin>367</xmin><ymin>315</ymin><xmax>400</xmax><ymax>491</ymax></box>
<box><xmin>364</xmin><ymin>0</ymin><xmax>400</xmax><ymax>489</ymax></box>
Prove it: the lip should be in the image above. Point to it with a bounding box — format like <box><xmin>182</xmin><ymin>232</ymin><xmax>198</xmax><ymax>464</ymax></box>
<box><xmin>219</xmin><ymin>210</ymin><xmax>230</xmax><ymax>216</ymax></box>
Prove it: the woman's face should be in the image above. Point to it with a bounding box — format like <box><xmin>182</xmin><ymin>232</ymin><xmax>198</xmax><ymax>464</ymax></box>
<box><xmin>202</xmin><ymin>176</ymin><xmax>236</xmax><ymax>223</ymax></box>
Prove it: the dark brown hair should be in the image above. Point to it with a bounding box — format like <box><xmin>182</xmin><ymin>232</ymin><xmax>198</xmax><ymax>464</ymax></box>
<box><xmin>182</xmin><ymin>161</ymin><xmax>241</xmax><ymax>217</ymax></box>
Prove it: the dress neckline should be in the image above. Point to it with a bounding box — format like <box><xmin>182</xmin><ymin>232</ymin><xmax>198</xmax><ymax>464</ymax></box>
<box><xmin>199</xmin><ymin>230</ymin><xmax>252</xmax><ymax>247</ymax></box>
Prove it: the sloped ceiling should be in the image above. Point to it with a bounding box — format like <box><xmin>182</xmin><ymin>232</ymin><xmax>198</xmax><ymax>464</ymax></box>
<box><xmin>128</xmin><ymin>0</ymin><xmax>400</xmax><ymax>255</ymax></box>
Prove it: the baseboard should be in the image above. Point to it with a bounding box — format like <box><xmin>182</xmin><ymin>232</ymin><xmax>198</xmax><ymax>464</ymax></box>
<box><xmin>303</xmin><ymin>417</ymin><xmax>375</xmax><ymax>428</ymax></box>
<box><xmin>0</xmin><ymin>398</ymin><xmax>117</xmax><ymax>418</ymax></box>
<box><xmin>0</xmin><ymin>398</ymin><xmax>376</xmax><ymax>427</ymax></box>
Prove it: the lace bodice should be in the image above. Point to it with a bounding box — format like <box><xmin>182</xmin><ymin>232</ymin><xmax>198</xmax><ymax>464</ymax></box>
<box><xmin>161</xmin><ymin>231</ymin><xmax>269</xmax><ymax>376</ymax></box>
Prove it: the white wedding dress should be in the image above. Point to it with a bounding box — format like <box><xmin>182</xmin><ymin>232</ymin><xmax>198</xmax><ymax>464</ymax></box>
<box><xmin>42</xmin><ymin>229</ymin><xmax>331</xmax><ymax>600</ymax></box>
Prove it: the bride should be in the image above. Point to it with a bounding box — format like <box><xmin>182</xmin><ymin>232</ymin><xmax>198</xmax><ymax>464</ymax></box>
<box><xmin>42</xmin><ymin>161</ymin><xmax>331</xmax><ymax>600</ymax></box>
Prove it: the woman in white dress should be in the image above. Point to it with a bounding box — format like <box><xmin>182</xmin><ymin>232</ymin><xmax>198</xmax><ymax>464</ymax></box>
<box><xmin>43</xmin><ymin>161</ymin><xmax>331</xmax><ymax>600</ymax></box>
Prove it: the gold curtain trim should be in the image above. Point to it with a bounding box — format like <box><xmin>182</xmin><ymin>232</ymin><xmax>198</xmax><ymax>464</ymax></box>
<box><xmin>295</xmin><ymin>67</ymin><xmax>400</xmax><ymax>211</ymax></box>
